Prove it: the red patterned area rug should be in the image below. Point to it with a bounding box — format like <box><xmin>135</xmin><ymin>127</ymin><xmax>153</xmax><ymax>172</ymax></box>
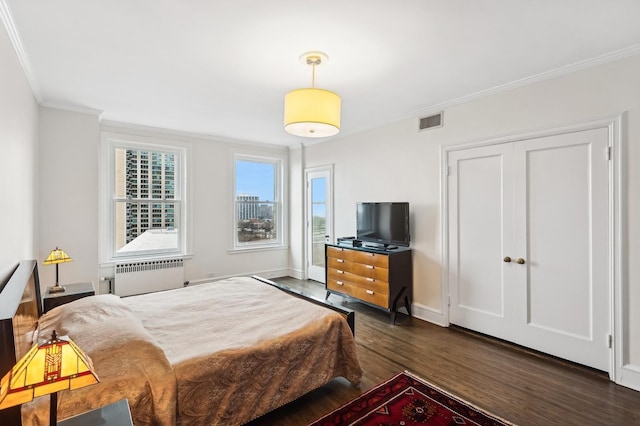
<box><xmin>308</xmin><ymin>371</ymin><xmax>514</xmax><ymax>426</ymax></box>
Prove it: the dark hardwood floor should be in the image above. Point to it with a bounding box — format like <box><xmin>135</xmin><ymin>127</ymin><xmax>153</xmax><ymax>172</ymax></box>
<box><xmin>247</xmin><ymin>278</ymin><xmax>640</xmax><ymax>426</ymax></box>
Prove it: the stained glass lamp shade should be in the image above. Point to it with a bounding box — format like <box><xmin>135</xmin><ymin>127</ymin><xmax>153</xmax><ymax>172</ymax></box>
<box><xmin>0</xmin><ymin>331</ymin><xmax>99</xmax><ymax>426</ymax></box>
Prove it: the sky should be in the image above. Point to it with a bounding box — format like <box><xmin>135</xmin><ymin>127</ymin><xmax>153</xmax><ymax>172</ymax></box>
<box><xmin>235</xmin><ymin>160</ymin><xmax>275</xmax><ymax>201</ymax></box>
<box><xmin>235</xmin><ymin>160</ymin><xmax>327</xmax><ymax>218</ymax></box>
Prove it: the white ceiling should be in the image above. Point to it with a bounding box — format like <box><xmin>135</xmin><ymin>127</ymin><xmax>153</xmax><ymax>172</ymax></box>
<box><xmin>4</xmin><ymin>0</ymin><xmax>640</xmax><ymax>147</ymax></box>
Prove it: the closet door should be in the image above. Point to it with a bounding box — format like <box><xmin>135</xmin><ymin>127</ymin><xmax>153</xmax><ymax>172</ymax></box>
<box><xmin>512</xmin><ymin>128</ymin><xmax>610</xmax><ymax>371</ymax></box>
<box><xmin>448</xmin><ymin>128</ymin><xmax>611</xmax><ymax>371</ymax></box>
<box><xmin>448</xmin><ymin>143</ymin><xmax>517</xmax><ymax>342</ymax></box>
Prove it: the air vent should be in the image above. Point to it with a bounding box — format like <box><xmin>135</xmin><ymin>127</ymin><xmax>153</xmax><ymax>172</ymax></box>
<box><xmin>418</xmin><ymin>112</ymin><xmax>443</xmax><ymax>131</ymax></box>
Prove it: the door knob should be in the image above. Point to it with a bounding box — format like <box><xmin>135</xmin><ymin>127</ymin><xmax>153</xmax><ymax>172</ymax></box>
<box><xmin>503</xmin><ymin>256</ymin><xmax>512</xmax><ymax>263</ymax></box>
<box><xmin>517</xmin><ymin>258</ymin><xmax>526</xmax><ymax>264</ymax></box>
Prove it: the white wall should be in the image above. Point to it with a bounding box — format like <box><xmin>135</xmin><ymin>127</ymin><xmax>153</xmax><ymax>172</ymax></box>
<box><xmin>297</xmin><ymin>54</ymin><xmax>640</xmax><ymax>387</ymax></box>
<box><xmin>0</xmin><ymin>20</ymin><xmax>39</xmax><ymax>284</ymax></box>
<box><xmin>38</xmin><ymin>107</ymin><xmax>100</xmax><ymax>293</ymax></box>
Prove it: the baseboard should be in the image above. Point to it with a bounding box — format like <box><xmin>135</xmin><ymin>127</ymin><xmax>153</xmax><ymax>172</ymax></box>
<box><xmin>286</xmin><ymin>268</ymin><xmax>304</xmax><ymax>280</ymax></box>
<box><xmin>188</xmin><ymin>268</ymin><xmax>290</xmax><ymax>286</ymax></box>
<box><xmin>618</xmin><ymin>364</ymin><xmax>640</xmax><ymax>392</ymax></box>
<box><xmin>411</xmin><ymin>302</ymin><xmax>448</xmax><ymax>327</ymax></box>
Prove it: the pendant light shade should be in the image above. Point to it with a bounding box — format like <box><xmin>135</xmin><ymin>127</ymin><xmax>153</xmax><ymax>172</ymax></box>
<box><xmin>284</xmin><ymin>51</ymin><xmax>341</xmax><ymax>138</ymax></box>
<box><xmin>284</xmin><ymin>87</ymin><xmax>341</xmax><ymax>137</ymax></box>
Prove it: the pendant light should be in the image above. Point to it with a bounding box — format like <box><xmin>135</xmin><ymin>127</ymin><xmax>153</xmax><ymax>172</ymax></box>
<box><xmin>284</xmin><ymin>51</ymin><xmax>341</xmax><ymax>138</ymax></box>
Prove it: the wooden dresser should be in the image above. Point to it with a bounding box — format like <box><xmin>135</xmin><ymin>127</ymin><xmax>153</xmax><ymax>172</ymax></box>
<box><xmin>325</xmin><ymin>243</ymin><xmax>412</xmax><ymax>323</ymax></box>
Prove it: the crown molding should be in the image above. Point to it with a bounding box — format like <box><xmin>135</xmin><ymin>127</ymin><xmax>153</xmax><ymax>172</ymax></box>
<box><xmin>40</xmin><ymin>101</ymin><xmax>103</xmax><ymax>117</ymax></box>
<box><xmin>410</xmin><ymin>44</ymin><xmax>640</xmax><ymax>120</ymax></box>
<box><xmin>0</xmin><ymin>0</ymin><xmax>42</xmax><ymax>103</ymax></box>
<box><xmin>100</xmin><ymin>119</ymin><xmax>288</xmax><ymax>151</ymax></box>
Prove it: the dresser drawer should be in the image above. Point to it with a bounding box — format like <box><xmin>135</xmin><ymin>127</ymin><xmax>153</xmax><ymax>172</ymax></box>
<box><xmin>327</xmin><ymin>278</ymin><xmax>389</xmax><ymax>308</ymax></box>
<box><xmin>351</xmin><ymin>250</ymin><xmax>388</xmax><ymax>268</ymax></box>
<box><xmin>327</xmin><ymin>258</ymin><xmax>389</xmax><ymax>281</ymax></box>
<box><xmin>326</xmin><ymin>246</ymin><xmax>388</xmax><ymax>268</ymax></box>
<box><xmin>328</xmin><ymin>269</ymin><xmax>389</xmax><ymax>292</ymax></box>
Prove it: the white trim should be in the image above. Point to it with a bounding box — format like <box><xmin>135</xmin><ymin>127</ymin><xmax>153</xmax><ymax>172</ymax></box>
<box><xmin>441</xmin><ymin>114</ymin><xmax>628</xmax><ymax>387</ymax></box>
<box><xmin>411</xmin><ymin>302</ymin><xmax>447</xmax><ymax>327</ymax></box>
<box><xmin>0</xmin><ymin>0</ymin><xmax>41</xmax><ymax>102</ymax></box>
<box><xmin>229</xmin><ymin>150</ymin><xmax>288</xmax><ymax>252</ymax></box>
<box><xmin>101</xmin><ymin>119</ymin><xmax>288</xmax><ymax>151</ymax></box>
<box><xmin>611</xmin><ymin>113</ymin><xmax>639</xmax><ymax>391</ymax></box>
<box><xmin>619</xmin><ymin>364</ymin><xmax>640</xmax><ymax>392</ymax></box>
<box><xmin>409</xmin><ymin>46</ymin><xmax>640</xmax><ymax>122</ymax></box>
<box><xmin>99</xmin><ymin>131</ymin><xmax>193</xmax><ymax>263</ymax></box>
<box><xmin>187</xmin><ymin>268</ymin><xmax>290</xmax><ymax>286</ymax></box>
<box><xmin>287</xmin><ymin>267</ymin><xmax>304</xmax><ymax>280</ymax></box>
<box><xmin>439</xmin><ymin>145</ymin><xmax>451</xmax><ymax>326</ymax></box>
<box><xmin>304</xmin><ymin>164</ymin><xmax>334</xmax><ymax>282</ymax></box>
<box><xmin>40</xmin><ymin>101</ymin><xmax>103</xmax><ymax>117</ymax></box>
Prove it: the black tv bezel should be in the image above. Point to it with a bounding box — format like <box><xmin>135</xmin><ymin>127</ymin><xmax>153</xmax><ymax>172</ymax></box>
<box><xmin>355</xmin><ymin>202</ymin><xmax>410</xmax><ymax>248</ymax></box>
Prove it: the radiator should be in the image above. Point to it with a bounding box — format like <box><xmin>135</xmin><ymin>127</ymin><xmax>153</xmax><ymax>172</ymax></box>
<box><xmin>114</xmin><ymin>258</ymin><xmax>184</xmax><ymax>297</ymax></box>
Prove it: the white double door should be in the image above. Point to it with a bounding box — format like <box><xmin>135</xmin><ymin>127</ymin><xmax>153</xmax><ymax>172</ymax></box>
<box><xmin>447</xmin><ymin>128</ymin><xmax>611</xmax><ymax>371</ymax></box>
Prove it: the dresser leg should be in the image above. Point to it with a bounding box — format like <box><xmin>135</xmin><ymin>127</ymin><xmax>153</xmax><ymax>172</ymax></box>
<box><xmin>325</xmin><ymin>291</ymin><xmax>331</xmax><ymax>300</ymax></box>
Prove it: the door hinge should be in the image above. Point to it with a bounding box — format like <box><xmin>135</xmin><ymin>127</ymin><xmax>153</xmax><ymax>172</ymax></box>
<box><xmin>607</xmin><ymin>146</ymin><xmax>612</xmax><ymax>160</ymax></box>
<box><xmin>447</xmin><ymin>166</ymin><xmax>452</xmax><ymax>176</ymax></box>
<box><xmin>608</xmin><ymin>334</ymin><xmax>612</xmax><ymax>348</ymax></box>
<box><xmin>447</xmin><ymin>295</ymin><xmax>451</xmax><ymax>307</ymax></box>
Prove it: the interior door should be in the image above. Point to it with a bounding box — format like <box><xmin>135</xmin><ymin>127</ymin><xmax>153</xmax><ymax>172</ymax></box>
<box><xmin>306</xmin><ymin>168</ymin><xmax>332</xmax><ymax>283</ymax></box>
<box><xmin>448</xmin><ymin>127</ymin><xmax>611</xmax><ymax>371</ymax></box>
<box><xmin>448</xmin><ymin>143</ymin><xmax>517</xmax><ymax>342</ymax></box>
<box><xmin>511</xmin><ymin>129</ymin><xmax>610</xmax><ymax>370</ymax></box>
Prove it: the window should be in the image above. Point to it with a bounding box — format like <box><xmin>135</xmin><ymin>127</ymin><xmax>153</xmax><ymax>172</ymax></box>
<box><xmin>233</xmin><ymin>155</ymin><xmax>284</xmax><ymax>249</ymax></box>
<box><xmin>101</xmin><ymin>135</ymin><xmax>189</xmax><ymax>262</ymax></box>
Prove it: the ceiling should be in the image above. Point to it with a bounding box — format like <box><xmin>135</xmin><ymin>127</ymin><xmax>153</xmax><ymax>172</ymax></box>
<box><xmin>4</xmin><ymin>0</ymin><xmax>640</xmax><ymax>147</ymax></box>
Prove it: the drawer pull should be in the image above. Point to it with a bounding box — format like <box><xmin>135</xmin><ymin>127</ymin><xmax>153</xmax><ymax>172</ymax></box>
<box><xmin>336</xmin><ymin>281</ymin><xmax>344</xmax><ymax>286</ymax></box>
<box><xmin>365</xmin><ymin>265</ymin><xmax>374</xmax><ymax>269</ymax></box>
<box><xmin>365</xmin><ymin>290</ymin><xmax>374</xmax><ymax>295</ymax></box>
<box><xmin>337</xmin><ymin>259</ymin><xmax>344</xmax><ymax>263</ymax></box>
<box><xmin>337</xmin><ymin>270</ymin><xmax>344</xmax><ymax>274</ymax></box>
<box><xmin>366</xmin><ymin>278</ymin><xmax>375</xmax><ymax>282</ymax></box>
<box><xmin>367</xmin><ymin>253</ymin><xmax>374</xmax><ymax>256</ymax></box>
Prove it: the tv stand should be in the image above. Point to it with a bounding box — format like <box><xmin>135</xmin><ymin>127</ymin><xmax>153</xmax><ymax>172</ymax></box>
<box><xmin>325</xmin><ymin>243</ymin><xmax>412</xmax><ymax>323</ymax></box>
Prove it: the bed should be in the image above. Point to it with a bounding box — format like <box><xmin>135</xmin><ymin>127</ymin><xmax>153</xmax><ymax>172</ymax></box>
<box><xmin>0</xmin><ymin>260</ymin><xmax>362</xmax><ymax>425</ymax></box>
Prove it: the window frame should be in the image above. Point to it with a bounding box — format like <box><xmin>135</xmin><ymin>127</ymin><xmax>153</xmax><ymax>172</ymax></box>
<box><xmin>231</xmin><ymin>152</ymin><xmax>286</xmax><ymax>252</ymax></box>
<box><xmin>99</xmin><ymin>132</ymin><xmax>191</xmax><ymax>263</ymax></box>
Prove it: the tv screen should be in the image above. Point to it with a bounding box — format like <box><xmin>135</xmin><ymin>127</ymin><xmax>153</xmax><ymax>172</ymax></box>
<box><xmin>356</xmin><ymin>202</ymin><xmax>410</xmax><ymax>247</ymax></box>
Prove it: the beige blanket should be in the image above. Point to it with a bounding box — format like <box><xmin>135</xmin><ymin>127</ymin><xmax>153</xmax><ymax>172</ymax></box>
<box><xmin>122</xmin><ymin>277</ymin><xmax>362</xmax><ymax>425</ymax></box>
<box><xmin>21</xmin><ymin>294</ymin><xmax>176</xmax><ymax>426</ymax></box>
<box><xmin>20</xmin><ymin>277</ymin><xmax>362</xmax><ymax>425</ymax></box>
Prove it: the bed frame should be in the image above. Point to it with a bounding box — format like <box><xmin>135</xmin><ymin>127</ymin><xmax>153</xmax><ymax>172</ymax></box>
<box><xmin>252</xmin><ymin>275</ymin><xmax>355</xmax><ymax>334</ymax></box>
<box><xmin>0</xmin><ymin>260</ymin><xmax>41</xmax><ymax>425</ymax></box>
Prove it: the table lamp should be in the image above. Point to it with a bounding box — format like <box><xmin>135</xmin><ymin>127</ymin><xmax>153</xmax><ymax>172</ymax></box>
<box><xmin>0</xmin><ymin>330</ymin><xmax>99</xmax><ymax>426</ymax></box>
<box><xmin>44</xmin><ymin>247</ymin><xmax>73</xmax><ymax>293</ymax></box>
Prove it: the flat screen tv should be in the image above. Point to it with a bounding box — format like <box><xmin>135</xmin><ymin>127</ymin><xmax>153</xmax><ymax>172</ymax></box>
<box><xmin>356</xmin><ymin>202</ymin><xmax>410</xmax><ymax>248</ymax></box>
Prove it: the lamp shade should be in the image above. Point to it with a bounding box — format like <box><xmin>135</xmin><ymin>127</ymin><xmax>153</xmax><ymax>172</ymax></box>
<box><xmin>44</xmin><ymin>248</ymin><xmax>73</xmax><ymax>265</ymax></box>
<box><xmin>284</xmin><ymin>88</ymin><xmax>341</xmax><ymax>138</ymax></box>
<box><xmin>0</xmin><ymin>331</ymin><xmax>99</xmax><ymax>410</ymax></box>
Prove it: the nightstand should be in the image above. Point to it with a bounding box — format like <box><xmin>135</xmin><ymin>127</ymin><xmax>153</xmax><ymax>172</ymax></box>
<box><xmin>43</xmin><ymin>282</ymin><xmax>95</xmax><ymax>313</ymax></box>
<box><xmin>59</xmin><ymin>399</ymin><xmax>133</xmax><ymax>426</ymax></box>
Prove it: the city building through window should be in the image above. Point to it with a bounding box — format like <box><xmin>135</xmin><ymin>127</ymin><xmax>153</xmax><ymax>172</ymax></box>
<box><xmin>101</xmin><ymin>135</ymin><xmax>188</xmax><ymax>261</ymax></box>
<box><xmin>234</xmin><ymin>156</ymin><xmax>283</xmax><ymax>249</ymax></box>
